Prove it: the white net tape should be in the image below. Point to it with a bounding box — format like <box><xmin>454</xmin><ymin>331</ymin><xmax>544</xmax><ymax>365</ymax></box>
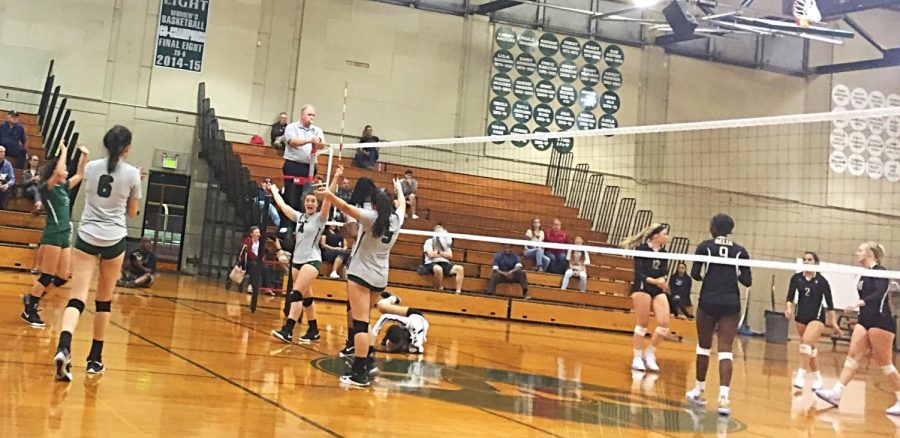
<box><xmin>323</xmin><ymin>222</ymin><xmax>900</xmax><ymax>281</ymax></box>
<box><xmin>336</xmin><ymin>107</ymin><xmax>900</xmax><ymax>150</ymax></box>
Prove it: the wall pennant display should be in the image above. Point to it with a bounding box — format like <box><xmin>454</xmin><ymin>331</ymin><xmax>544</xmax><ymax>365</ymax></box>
<box><xmin>487</xmin><ymin>28</ymin><xmax>627</xmax><ymax>152</ymax></box>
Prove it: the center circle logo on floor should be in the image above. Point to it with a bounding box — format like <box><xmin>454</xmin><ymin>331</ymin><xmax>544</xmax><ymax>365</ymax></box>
<box><xmin>313</xmin><ymin>357</ymin><xmax>746</xmax><ymax>434</ymax></box>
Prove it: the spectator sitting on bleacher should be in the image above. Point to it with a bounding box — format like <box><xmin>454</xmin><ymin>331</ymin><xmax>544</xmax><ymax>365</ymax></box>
<box><xmin>21</xmin><ymin>155</ymin><xmax>43</xmax><ymax>214</ymax></box>
<box><xmin>524</xmin><ymin>217</ymin><xmax>551</xmax><ymax>272</ymax></box>
<box><xmin>668</xmin><ymin>261</ymin><xmax>694</xmax><ymax>319</ymax></box>
<box><xmin>561</xmin><ymin>236</ymin><xmax>590</xmax><ymax>292</ymax></box>
<box><xmin>0</xmin><ymin>146</ymin><xmax>16</xmax><ymax>210</ymax></box>
<box><xmin>486</xmin><ymin>244</ymin><xmax>529</xmax><ymax>298</ymax></box>
<box><xmin>353</xmin><ymin>125</ymin><xmax>380</xmax><ymax>170</ymax></box>
<box><xmin>400</xmin><ymin>169</ymin><xmax>419</xmax><ymax>220</ymax></box>
<box><xmin>422</xmin><ymin>224</ymin><xmax>464</xmax><ymax>293</ymax></box>
<box><xmin>0</xmin><ymin>111</ymin><xmax>26</xmax><ymax>169</ymax></box>
<box><xmin>271</xmin><ymin>112</ymin><xmax>288</xmax><ymax>150</ymax></box>
<box><xmin>544</xmin><ymin>218</ymin><xmax>569</xmax><ymax>274</ymax></box>
<box><xmin>118</xmin><ymin>237</ymin><xmax>158</xmax><ymax>288</ymax></box>
<box><xmin>321</xmin><ymin>224</ymin><xmax>350</xmax><ymax>279</ymax></box>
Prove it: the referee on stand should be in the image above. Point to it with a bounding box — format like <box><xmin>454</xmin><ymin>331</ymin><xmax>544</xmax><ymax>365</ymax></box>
<box><xmin>283</xmin><ymin>104</ymin><xmax>326</xmax><ymax>209</ymax></box>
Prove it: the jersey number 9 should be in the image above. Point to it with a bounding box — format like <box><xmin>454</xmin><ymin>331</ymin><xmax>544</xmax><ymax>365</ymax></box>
<box><xmin>98</xmin><ymin>175</ymin><xmax>115</xmax><ymax>198</ymax></box>
<box><xmin>718</xmin><ymin>246</ymin><xmax>729</xmax><ymax>258</ymax></box>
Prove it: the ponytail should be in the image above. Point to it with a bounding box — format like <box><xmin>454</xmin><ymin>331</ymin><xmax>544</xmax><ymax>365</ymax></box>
<box><xmin>619</xmin><ymin>223</ymin><xmax>668</xmax><ymax>250</ymax></box>
<box><xmin>103</xmin><ymin>125</ymin><xmax>132</xmax><ymax>174</ymax></box>
<box><xmin>370</xmin><ymin>188</ymin><xmax>394</xmax><ymax>238</ymax></box>
<box><xmin>863</xmin><ymin>241</ymin><xmax>886</xmax><ymax>264</ymax></box>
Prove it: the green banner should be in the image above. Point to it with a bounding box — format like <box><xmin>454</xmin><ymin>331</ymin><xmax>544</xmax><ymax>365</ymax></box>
<box><xmin>154</xmin><ymin>0</ymin><xmax>210</xmax><ymax>73</ymax></box>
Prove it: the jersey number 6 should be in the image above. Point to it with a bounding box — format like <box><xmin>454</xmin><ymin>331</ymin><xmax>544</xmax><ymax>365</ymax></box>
<box><xmin>98</xmin><ymin>175</ymin><xmax>115</xmax><ymax>198</ymax></box>
<box><xmin>381</xmin><ymin>231</ymin><xmax>394</xmax><ymax>244</ymax></box>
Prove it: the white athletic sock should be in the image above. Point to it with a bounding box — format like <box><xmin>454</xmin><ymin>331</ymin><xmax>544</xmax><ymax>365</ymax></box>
<box><xmin>812</xmin><ymin>371</ymin><xmax>822</xmax><ymax>380</ymax></box>
<box><xmin>796</xmin><ymin>368</ymin><xmax>807</xmax><ymax>379</ymax></box>
<box><xmin>895</xmin><ymin>391</ymin><xmax>900</xmax><ymax>402</ymax></box>
<box><xmin>695</xmin><ymin>380</ymin><xmax>706</xmax><ymax>392</ymax></box>
<box><xmin>634</xmin><ymin>349</ymin><xmax>643</xmax><ymax>358</ymax></box>
<box><xmin>719</xmin><ymin>386</ymin><xmax>730</xmax><ymax>399</ymax></box>
<box><xmin>834</xmin><ymin>382</ymin><xmax>845</xmax><ymax>394</ymax></box>
<box><xmin>645</xmin><ymin>346</ymin><xmax>656</xmax><ymax>355</ymax></box>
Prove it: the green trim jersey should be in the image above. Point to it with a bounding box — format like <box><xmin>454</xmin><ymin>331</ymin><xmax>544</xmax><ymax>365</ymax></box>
<box><xmin>347</xmin><ymin>209</ymin><xmax>404</xmax><ymax>289</ymax></box>
<box><xmin>40</xmin><ymin>180</ymin><xmax>72</xmax><ymax>236</ymax></box>
<box><xmin>292</xmin><ymin>211</ymin><xmax>326</xmax><ymax>264</ymax></box>
<box><xmin>78</xmin><ymin>158</ymin><xmax>142</xmax><ymax>247</ymax></box>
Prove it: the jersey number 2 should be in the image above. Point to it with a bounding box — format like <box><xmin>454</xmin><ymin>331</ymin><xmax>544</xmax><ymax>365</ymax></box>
<box><xmin>98</xmin><ymin>175</ymin><xmax>114</xmax><ymax>198</ymax></box>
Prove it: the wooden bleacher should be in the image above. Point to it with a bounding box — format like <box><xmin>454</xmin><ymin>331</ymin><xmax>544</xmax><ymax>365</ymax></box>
<box><xmin>230</xmin><ymin>140</ymin><xmax>693</xmax><ymax>336</ymax></box>
<box><xmin>0</xmin><ymin>112</ymin><xmax>44</xmax><ymax>271</ymax></box>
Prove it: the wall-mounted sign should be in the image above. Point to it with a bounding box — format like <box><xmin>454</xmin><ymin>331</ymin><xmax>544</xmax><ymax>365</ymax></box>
<box><xmin>154</xmin><ymin>0</ymin><xmax>210</xmax><ymax>72</ymax></box>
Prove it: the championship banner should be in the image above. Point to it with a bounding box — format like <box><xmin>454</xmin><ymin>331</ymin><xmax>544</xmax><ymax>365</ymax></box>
<box><xmin>154</xmin><ymin>0</ymin><xmax>210</xmax><ymax>73</ymax></box>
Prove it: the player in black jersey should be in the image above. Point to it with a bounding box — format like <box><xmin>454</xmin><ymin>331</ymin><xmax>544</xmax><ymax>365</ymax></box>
<box><xmin>685</xmin><ymin>214</ymin><xmax>751</xmax><ymax>416</ymax></box>
<box><xmin>815</xmin><ymin>242</ymin><xmax>900</xmax><ymax>415</ymax></box>
<box><xmin>620</xmin><ymin>224</ymin><xmax>670</xmax><ymax>373</ymax></box>
<box><xmin>784</xmin><ymin>251</ymin><xmax>837</xmax><ymax>391</ymax></box>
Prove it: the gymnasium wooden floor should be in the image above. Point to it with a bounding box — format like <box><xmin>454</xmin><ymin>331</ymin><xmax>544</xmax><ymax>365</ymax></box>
<box><xmin>1</xmin><ymin>272</ymin><xmax>896</xmax><ymax>437</ymax></box>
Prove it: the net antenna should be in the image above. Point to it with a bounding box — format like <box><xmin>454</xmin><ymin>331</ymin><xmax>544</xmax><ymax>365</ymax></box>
<box><xmin>325</xmin><ymin>81</ymin><xmax>349</xmax><ymax>188</ymax></box>
<box><xmin>339</xmin><ymin>81</ymin><xmax>349</xmax><ymax>162</ymax></box>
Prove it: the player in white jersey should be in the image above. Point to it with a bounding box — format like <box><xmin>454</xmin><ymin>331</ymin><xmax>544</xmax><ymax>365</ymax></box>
<box><xmin>324</xmin><ymin>178</ymin><xmax>405</xmax><ymax>387</ymax></box>
<box><xmin>269</xmin><ymin>166</ymin><xmax>342</xmax><ymax>344</ymax></box>
<box><xmin>53</xmin><ymin>125</ymin><xmax>143</xmax><ymax>381</ymax></box>
<box><xmin>371</xmin><ymin>292</ymin><xmax>429</xmax><ymax>354</ymax></box>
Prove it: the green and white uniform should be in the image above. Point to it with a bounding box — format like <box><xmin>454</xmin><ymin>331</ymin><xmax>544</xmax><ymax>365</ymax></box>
<box><xmin>292</xmin><ymin>210</ymin><xmax>325</xmax><ymax>270</ymax></box>
<box><xmin>347</xmin><ymin>209</ymin><xmax>403</xmax><ymax>291</ymax></box>
<box><xmin>39</xmin><ymin>180</ymin><xmax>72</xmax><ymax>248</ymax></box>
<box><xmin>75</xmin><ymin>158</ymin><xmax>142</xmax><ymax>259</ymax></box>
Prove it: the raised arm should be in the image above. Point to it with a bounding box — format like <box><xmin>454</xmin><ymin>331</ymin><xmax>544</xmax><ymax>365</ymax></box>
<box><xmin>319</xmin><ymin>166</ymin><xmax>343</xmax><ymax>217</ymax></box>
<box><xmin>47</xmin><ymin>143</ymin><xmax>69</xmax><ymax>187</ymax></box>
<box><xmin>266</xmin><ymin>182</ymin><xmax>299</xmax><ymax>220</ymax></box>
<box><xmin>324</xmin><ymin>188</ymin><xmax>363</xmax><ymax>221</ymax></box>
<box><xmin>393</xmin><ymin>178</ymin><xmax>406</xmax><ymax>219</ymax></box>
<box><xmin>67</xmin><ymin>144</ymin><xmax>90</xmax><ymax>188</ymax></box>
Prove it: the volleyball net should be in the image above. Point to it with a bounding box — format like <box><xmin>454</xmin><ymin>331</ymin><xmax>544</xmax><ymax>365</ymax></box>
<box><xmin>318</xmin><ymin>105</ymin><xmax>900</xmax><ymax>311</ymax></box>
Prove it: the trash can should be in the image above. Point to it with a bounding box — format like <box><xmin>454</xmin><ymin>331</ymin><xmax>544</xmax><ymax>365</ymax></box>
<box><xmin>764</xmin><ymin>310</ymin><xmax>789</xmax><ymax>344</ymax></box>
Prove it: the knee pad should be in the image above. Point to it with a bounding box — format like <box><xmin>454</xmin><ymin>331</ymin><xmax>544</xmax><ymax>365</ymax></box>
<box><xmin>95</xmin><ymin>300</ymin><xmax>112</xmax><ymax>313</ymax></box>
<box><xmin>809</xmin><ymin>347</ymin><xmax>817</xmax><ymax>358</ymax></box>
<box><xmin>634</xmin><ymin>325</ymin><xmax>648</xmax><ymax>337</ymax></box>
<box><xmin>799</xmin><ymin>344</ymin><xmax>813</xmax><ymax>355</ymax></box>
<box><xmin>718</xmin><ymin>352</ymin><xmax>734</xmax><ymax>362</ymax></box>
<box><xmin>882</xmin><ymin>364</ymin><xmax>898</xmax><ymax>376</ymax></box>
<box><xmin>696</xmin><ymin>346</ymin><xmax>711</xmax><ymax>356</ymax></box>
<box><xmin>302</xmin><ymin>297</ymin><xmax>314</xmax><ymax>307</ymax></box>
<box><xmin>67</xmin><ymin>299</ymin><xmax>85</xmax><ymax>314</ymax></box>
<box><xmin>288</xmin><ymin>290</ymin><xmax>301</xmax><ymax>304</ymax></box>
<box><xmin>38</xmin><ymin>273</ymin><xmax>54</xmax><ymax>287</ymax></box>
<box><xmin>844</xmin><ymin>357</ymin><xmax>859</xmax><ymax>370</ymax></box>
<box><xmin>352</xmin><ymin>319</ymin><xmax>369</xmax><ymax>336</ymax></box>
<box><xmin>52</xmin><ymin>276</ymin><xmax>67</xmax><ymax>287</ymax></box>
<box><xmin>407</xmin><ymin>308</ymin><xmax>423</xmax><ymax>317</ymax></box>
<box><xmin>655</xmin><ymin>326</ymin><xmax>669</xmax><ymax>336</ymax></box>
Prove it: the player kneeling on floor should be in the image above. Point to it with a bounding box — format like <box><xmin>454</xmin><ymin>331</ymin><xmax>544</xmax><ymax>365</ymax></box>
<box><xmin>370</xmin><ymin>292</ymin><xmax>429</xmax><ymax>355</ymax></box>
